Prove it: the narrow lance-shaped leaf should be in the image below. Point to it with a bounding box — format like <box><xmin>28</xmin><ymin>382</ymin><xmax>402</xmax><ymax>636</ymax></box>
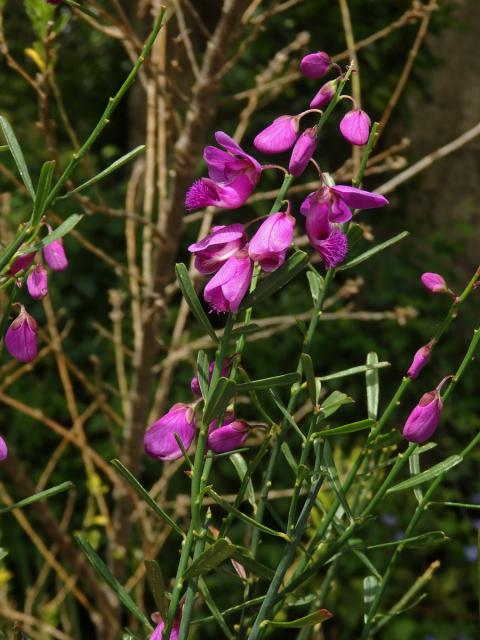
<box><xmin>145</xmin><ymin>560</ymin><xmax>169</xmax><ymax>620</ymax></box>
<box><xmin>229</xmin><ymin>453</ymin><xmax>256</xmax><ymax>512</ymax></box>
<box><xmin>0</xmin><ymin>116</ymin><xmax>35</xmax><ymax>199</ymax></box>
<box><xmin>306</xmin><ymin>269</ymin><xmax>323</xmax><ymax>305</ymax></box>
<box><xmin>198</xmin><ymin>578</ymin><xmax>235</xmax><ymax>640</ymax></box>
<box><xmin>318</xmin><ymin>361</ymin><xmax>389</xmax><ymax>382</ymax></box>
<box><xmin>366</xmin><ymin>352</ymin><xmax>379</xmax><ymax>420</ymax></box>
<box><xmin>0</xmin><ymin>481</ymin><xmax>74</xmax><ymax>515</ymax></box>
<box><xmin>322</xmin><ymin>440</ymin><xmax>353</xmax><ymax>521</ymax></box>
<box><xmin>367</xmin><ymin>530</ymin><xmax>449</xmax><ymax>550</ymax></box>
<box><xmin>387</xmin><ymin>455</ymin><xmax>463</xmax><ymax>493</ymax></box>
<box><xmin>314</xmin><ymin>418</ymin><xmax>375</xmax><ymax>438</ymax></box>
<box><xmin>175</xmin><ymin>263</ymin><xmax>218</xmax><ymax>343</ymax></box>
<box><xmin>236</xmin><ymin>372</ymin><xmax>300</xmax><ymax>392</ymax></box>
<box><xmin>319</xmin><ymin>390</ymin><xmax>354</xmax><ymax>419</ymax></box>
<box><xmin>183</xmin><ymin>539</ymin><xmax>237</xmax><ymax>580</ymax></box>
<box><xmin>31</xmin><ymin>160</ymin><xmax>55</xmax><ymax>226</ymax></box>
<box><xmin>409</xmin><ymin>451</ymin><xmax>423</xmax><ymax>504</ymax></box>
<box><xmin>196</xmin><ymin>350</ymin><xmax>210</xmax><ymax>399</ymax></box>
<box><xmin>203</xmin><ymin>377</ymin><xmax>237</xmax><ymax>424</ymax></box>
<box><xmin>337</xmin><ymin>231</ymin><xmax>409</xmax><ymax>271</ymax></box>
<box><xmin>363</xmin><ymin>576</ymin><xmax>380</xmax><ymax>623</ymax></box>
<box><xmin>266</xmin><ymin>609</ymin><xmax>333</xmax><ymax>628</ymax></box>
<box><xmin>281</xmin><ymin>442</ymin><xmax>298</xmax><ymax>475</ymax></box>
<box><xmin>301</xmin><ymin>353</ymin><xmax>318</xmax><ymax>405</ymax></box>
<box><xmin>27</xmin><ymin>214</ymin><xmax>84</xmax><ymax>252</ymax></box>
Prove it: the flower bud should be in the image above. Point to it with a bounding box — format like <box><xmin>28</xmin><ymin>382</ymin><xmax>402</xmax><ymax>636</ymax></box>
<box><xmin>254</xmin><ymin>116</ymin><xmax>299</xmax><ymax>154</ymax></box>
<box><xmin>300</xmin><ymin>51</ymin><xmax>331</xmax><ymax>79</ymax></box>
<box><xmin>339</xmin><ymin>109</ymin><xmax>371</xmax><ymax>146</ymax></box>
<box><xmin>207</xmin><ymin>414</ymin><xmax>249</xmax><ymax>453</ymax></box>
<box><xmin>191</xmin><ymin>359</ymin><xmax>231</xmax><ymax>397</ymax></box>
<box><xmin>43</xmin><ymin>229</ymin><xmax>68</xmax><ymax>271</ymax></box>
<box><xmin>289</xmin><ymin>127</ymin><xmax>318</xmax><ymax>176</ymax></box>
<box><xmin>248</xmin><ymin>210</ymin><xmax>295</xmax><ymax>272</ymax></box>
<box><xmin>421</xmin><ymin>272</ymin><xmax>447</xmax><ymax>293</ymax></box>
<box><xmin>144</xmin><ymin>403</ymin><xmax>196</xmax><ymax>462</ymax></box>
<box><xmin>204</xmin><ymin>253</ymin><xmax>253</xmax><ymax>313</ymax></box>
<box><xmin>4</xmin><ymin>305</ymin><xmax>38</xmax><ymax>363</ymax></box>
<box><xmin>27</xmin><ymin>265</ymin><xmax>48</xmax><ymax>300</ymax></box>
<box><xmin>402</xmin><ymin>385</ymin><xmax>444</xmax><ymax>443</ymax></box>
<box><xmin>407</xmin><ymin>341</ymin><xmax>434</xmax><ymax>379</ymax></box>
<box><xmin>0</xmin><ymin>436</ymin><xmax>8</xmax><ymax>462</ymax></box>
<box><xmin>188</xmin><ymin>224</ymin><xmax>246</xmax><ymax>274</ymax></box>
<box><xmin>310</xmin><ymin>79</ymin><xmax>338</xmax><ymax>109</ymax></box>
<box><xmin>10</xmin><ymin>251</ymin><xmax>35</xmax><ymax>275</ymax></box>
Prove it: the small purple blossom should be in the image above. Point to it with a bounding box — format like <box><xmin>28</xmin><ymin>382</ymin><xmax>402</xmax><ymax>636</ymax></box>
<box><xmin>144</xmin><ymin>403</ymin><xmax>196</xmax><ymax>462</ymax></box>
<box><xmin>301</xmin><ymin>184</ymin><xmax>388</xmax><ymax>224</ymax></box>
<box><xmin>248</xmin><ymin>210</ymin><xmax>295</xmax><ymax>272</ymax></box>
<box><xmin>407</xmin><ymin>341</ymin><xmax>434</xmax><ymax>379</ymax></box>
<box><xmin>421</xmin><ymin>272</ymin><xmax>447</xmax><ymax>294</ymax></box>
<box><xmin>289</xmin><ymin>127</ymin><xmax>318</xmax><ymax>176</ymax></box>
<box><xmin>43</xmin><ymin>227</ymin><xmax>68</xmax><ymax>271</ymax></box>
<box><xmin>27</xmin><ymin>265</ymin><xmax>48</xmax><ymax>300</ymax></box>
<box><xmin>340</xmin><ymin>109</ymin><xmax>371</xmax><ymax>146</ymax></box>
<box><xmin>305</xmin><ymin>209</ymin><xmax>348</xmax><ymax>269</ymax></box>
<box><xmin>310</xmin><ymin>79</ymin><xmax>338</xmax><ymax>109</ymax></box>
<box><xmin>4</xmin><ymin>305</ymin><xmax>38</xmax><ymax>363</ymax></box>
<box><xmin>207</xmin><ymin>414</ymin><xmax>250</xmax><ymax>453</ymax></box>
<box><xmin>10</xmin><ymin>251</ymin><xmax>35</xmax><ymax>275</ymax></box>
<box><xmin>204</xmin><ymin>253</ymin><xmax>253</xmax><ymax>313</ymax></box>
<box><xmin>402</xmin><ymin>378</ymin><xmax>451</xmax><ymax>443</ymax></box>
<box><xmin>188</xmin><ymin>224</ymin><xmax>246</xmax><ymax>274</ymax></box>
<box><xmin>150</xmin><ymin>612</ymin><xmax>180</xmax><ymax>640</ymax></box>
<box><xmin>0</xmin><ymin>436</ymin><xmax>7</xmax><ymax>462</ymax></box>
<box><xmin>300</xmin><ymin>51</ymin><xmax>331</xmax><ymax>79</ymax></box>
<box><xmin>253</xmin><ymin>116</ymin><xmax>299</xmax><ymax>154</ymax></box>
<box><xmin>191</xmin><ymin>359</ymin><xmax>231</xmax><ymax>397</ymax></box>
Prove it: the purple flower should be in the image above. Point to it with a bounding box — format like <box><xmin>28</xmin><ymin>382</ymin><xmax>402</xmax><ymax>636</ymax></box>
<box><xmin>144</xmin><ymin>403</ymin><xmax>196</xmax><ymax>462</ymax></box>
<box><xmin>150</xmin><ymin>612</ymin><xmax>180</xmax><ymax>640</ymax></box>
<box><xmin>4</xmin><ymin>305</ymin><xmax>38</xmax><ymax>363</ymax></box>
<box><xmin>340</xmin><ymin>109</ymin><xmax>371</xmax><ymax>146</ymax></box>
<box><xmin>188</xmin><ymin>224</ymin><xmax>246</xmax><ymax>274</ymax></box>
<box><xmin>191</xmin><ymin>359</ymin><xmax>231</xmax><ymax>397</ymax></box>
<box><xmin>254</xmin><ymin>115</ymin><xmax>299</xmax><ymax>154</ymax></box>
<box><xmin>289</xmin><ymin>127</ymin><xmax>318</xmax><ymax>176</ymax></box>
<box><xmin>305</xmin><ymin>209</ymin><xmax>348</xmax><ymax>269</ymax></box>
<box><xmin>10</xmin><ymin>251</ymin><xmax>35</xmax><ymax>275</ymax></box>
<box><xmin>402</xmin><ymin>381</ymin><xmax>448</xmax><ymax>443</ymax></box>
<box><xmin>207</xmin><ymin>414</ymin><xmax>249</xmax><ymax>453</ymax></box>
<box><xmin>407</xmin><ymin>341</ymin><xmax>434</xmax><ymax>379</ymax></box>
<box><xmin>204</xmin><ymin>253</ymin><xmax>253</xmax><ymax>313</ymax></box>
<box><xmin>421</xmin><ymin>272</ymin><xmax>447</xmax><ymax>294</ymax></box>
<box><xmin>310</xmin><ymin>79</ymin><xmax>338</xmax><ymax>109</ymax></box>
<box><xmin>43</xmin><ymin>228</ymin><xmax>68</xmax><ymax>271</ymax></box>
<box><xmin>248</xmin><ymin>210</ymin><xmax>295</xmax><ymax>272</ymax></box>
<box><xmin>0</xmin><ymin>436</ymin><xmax>7</xmax><ymax>462</ymax></box>
<box><xmin>301</xmin><ymin>184</ymin><xmax>388</xmax><ymax>224</ymax></box>
<box><xmin>27</xmin><ymin>265</ymin><xmax>48</xmax><ymax>300</ymax></box>
<box><xmin>186</xmin><ymin>132</ymin><xmax>261</xmax><ymax>211</ymax></box>
<box><xmin>300</xmin><ymin>51</ymin><xmax>331</xmax><ymax>79</ymax></box>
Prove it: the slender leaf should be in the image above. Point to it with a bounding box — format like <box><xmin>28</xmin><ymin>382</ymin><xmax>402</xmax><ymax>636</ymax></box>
<box><xmin>240</xmin><ymin>250</ymin><xmax>309</xmax><ymax>310</ymax></box>
<box><xmin>203</xmin><ymin>377</ymin><xmax>237</xmax><ymax>424</ymax></box>
<box><xmin>145</xmin><ymin>560</ymin><xmax>169</xmax><ymax>620</ymax></box>
<box><xmin>183</xmin><ymin>539</ymin><xmax>237</xmax><ymax>580</ymax></box>
<box><xmin>337</xmin><ymin>231</ymin><xmax>409</xmax><ymax>271</ymax></box>
<box><xmin>269</xmin><ymin>391</ymin><xmax>305</xmax><ymax>442</ymax></box>
<box><xmin>229</xmin><ymin>453</ymin><xmax>256</xmax><ymax>511</ymax></box>
<box><xmin>409</xmin><ymin>452</ymin><xmax>423</xmax><ymax>504</ymax></box>
<box><xmin>366</xmin><ymin>352</ymin><xmax>379</xmax><ymax>420</ymax></box>
<box><xmin>0</xmin><ymin>481</ymin><xmax>74</xmax><ymax>515</ymax></box>
<box><xmin>110</xmin><ymin>459</ymin><xmax>184</xmax><ymax>536</ymax></box>
<box><xmin>231</xmin><ymin>323</ymin><xmax>260</xmax><ymax>338</ymax></box>
<box><xmin>196</xmin><ymin>350</ymin><xmax>210</xmax><ymax>399</ymax></box>
<box><xmin>301</xmin><ymin>353</ymin><xmax>318</xmax><ymax>405</ymax></box>
<box><xmin>230</xmin><ymin>548</ymin><xmax>274</xmax><ymax>580</ymax></box>
<box><xmin>322</xmin><ymin>440</ymin><xmax>353</xmax><ymax>520</ymax></box>
<box><xmin>27</xmin><ymin>214</ymin><xmax>84</xmax><ymax>251</ymax></box>
<box><xmin>363</xmin><ymin>576</ymin><xmax>380</xmax><ymax>622</ymax></box>
<box><xmin>319</xmin><ymin>391</ymin><xmax>354</xmax><ymax>419</ymax></box>
<box><xmin>387</xmin><ymin>455</ymin><xmax>463</xmax><ymax>493</ymax></box>
<box><xmin>306</xmin><ymin>269</ymin><xmax>323</xmax><ymax>305</ymax></box>
<box><xmin>236</xmin><ymin>372</ymin><xmax>300</xmax><ymax>392</ymax></box>
<box><xmin>31</xmin><ymin>160</ymin><xmax>55</xmax><ymax>225</ymax></box>
<box><xmin>428</xmin><ymin>501</ymin><xmax>480</xmax><ymax>510</ymax></box>
<box><xmin>281</xmin><ymin>442</ymin><xmax>298</xmax><ymax>475</ymax></box>
<box><xmin>368</xmin><ymin>430</ymin><xmax>403</xmax><ymax>450</ymax></box>
<box><xmin>75</xmin><ymin>535</ymin><xmax>152</xmax><ymax>630</ymax></box>
<box><xmin>314</xmin><ymin>418</ymin><xmax>375</xmax><ymax>438</ymax></box>
<box><xmin>0</xmin><ymin>548</ymin><xmax>7</xmax><ymax>562</ymax></box>
<box><xmin>175</xmin><ymin>263</ymin><xmax>218</xmax><ymax>342</ymax></box>
<box><xmin>0</xmin><ymin>116</ymin><xmax>35</xmax><ymax>198</ymax></box>
<box><xmin>266</xmin><ymin>609</ymin><xmax>333</xmax><ymax>628</ymax></box>
<box><xmin>198</xmin><ymin>578</ymin><xmax>234</xmax><ymax>640</ymax></box>
<box><xmin>367</xmin><ymin>530</ymin><xmax>448</xmax><ymax>550</ymax></box>
<box><xmin>318</xmin><ymin>361</ymin><xmax>389</xmax><ymax>382</ymax></box>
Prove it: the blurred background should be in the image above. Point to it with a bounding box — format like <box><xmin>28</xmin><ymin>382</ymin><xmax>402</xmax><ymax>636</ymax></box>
<box><xmin>0</xmin><ymin>1</ymin><xmax>479</xmax><ymax>638</ymax></box>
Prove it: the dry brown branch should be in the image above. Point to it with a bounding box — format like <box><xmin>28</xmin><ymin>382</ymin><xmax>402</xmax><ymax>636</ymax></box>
<box><xmin>0</xmin><ymin>606</ymin><xmax>74</xmax><ymax>640</ymax></box>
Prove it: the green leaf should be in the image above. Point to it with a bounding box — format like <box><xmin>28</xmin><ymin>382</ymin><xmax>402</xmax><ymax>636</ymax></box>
<box><xmin>306</xmin><ymin>269</ymin><xmax>323</xmax><ymax>305</ymax></box>
<box><xmin>0</xmin><ymin>481</ymin><xmax>73</xmax><ymax>515</ymax></box>
<box><xmin>25</xmin><ymin>0</ymin><xmax>55</xmax><ymax>40</ymax></box>
<box><xmin>196</xmin><ymin>350</ymin><xmax>210</xmax><ymax>399</ymax></box>
<box><xmin>368</xmin><ymin>430</ymin><xmax>403</xmax><ymax>450</ymax></box>
<box><xmin>269</xmin><ymin>391</ymin><xmax>305</xmax><ymax>442</ymax></box>
<box><xmin>409</xmin><ymin>452</ymin><xmax>423</xmax><ymax>504</ymax></box>
<box><xmin>318</xmin><ymin>361</ymin><xmax>389</xmax><ymax>382</ymax></box>
<box><xmin>145</xmin><ymin>560</ymin><xmax>169</xmax><ymax>620</ymax></box>
<box><xmin>337</xmin><ymin>231</ymin><xmax>409</xmax><ymax>271</ymax></box>
<box><xmin>266</xmin><ymin>608</ymin><xmax>333</xmax><ymax>628</ymax></box>
<box><xmin>319</xmin><ymin>391</ymin><xmax>354</xmax><ymax>419</ymax></box>
<box><xmin>322</xmin><ymin>440</ymin><xmax>353</xmax><ymax>521</ymax></box>
<box><xmin>28</xmin><ymin>214</ymin><xmax>84</xmax><ymax>251</ymax></box>
<box><xmin>231</xmin><ymin>323</ymin><xmax>260</xmax><ymax>338</ymax></box>
<box><xmin>0</xmin><ymin>116</ymin><xmax>35</xmax><ymax>199</ymax></box>
<box><xmin>198</xmin><ymin>578</ymin><xmax>234</xmax><ymax>640</ymax></box>
<box><xmin>345</xmin><ymin>223</ymin><xmax>365</xmax><ymax>262</ymax></box>
<box><xmin>240</xmin><ymin>250</ymin><xmax>309</xmax><ymax>310</ymax></box>
<box><xmin>110</xmin><ymin>459</ymin><xmax>184</xmax><ymax>537</ymax></box>
<box><xmin>229</xmin><ymin>453</ymin><xmax>256</xmax><ymax>512</ymax></box>
<box><xmin>61</xmin><ymin>146</ymin><xmax>146</xmax><ymax>197</ymax></box>
<box><xmin>366</xmin><ymin>352</ymin><xmax>379</xmax><ymax>420</ymax></box>
<box><xmin>281</xmin><ymin>442</ymin><xmax>298</xmax><ymax>475</ymax></box>
<box><xmin>387</xmin><ymin>455</ymin><xmax>463</xmax><ymax>493</ymax></box>
<box><xmin>314</xmin><ymin>418</ymin><xmax>375</xmax><ymax>438</ymax></box>
<box><xmin>236</xmin><ymin>372</ymin><xmax>300</xmax><ymax>392</ymax></box>
<box><xmin>301</xmin><ymin>353</ymin><xmax>318</xmax><ymax>405</ymax></box>
<box><xmin>31</xmin><ymin>160</ymin><xmax>55</xmax><ymax>225</ymax></box>
<box><xmin>230</xmin><ymin>549</ymin><xmax>274</xmax><ymax>580</ymax></box>
<box><xmin>203</xmin><ymin>377</ymin><xmax>237</xmax><ymax>424</ymax></box>
<box><xmin>175</xmin><ymin>263</ymin><xmax>218</xmax><ymax>343</ymax></box>
<box><xmin>363</xmin><ymin>576</ymin><xmax>379</xmax><ymax>622</ymax></box>
<box><xmin>75</xmin><ymin>535</ymin><xmax>152</xmax><ymax>630</ymax></box>
<box><xmin>183</xmin><ymin>539</ymin><xmax>237</xmax><ymax>580</ymax></box>
<box><xmin>367</xmin><ymin>530</ymin><xmax>448</xmax><ymax>550</ymax></box>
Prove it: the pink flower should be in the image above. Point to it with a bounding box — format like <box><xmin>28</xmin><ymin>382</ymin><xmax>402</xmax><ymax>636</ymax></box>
<box><xmin>421</xmin><ymin>272</ymin><xmax>447</xmax><ymax>293</ymax></box>
<box><xmin>27</xmin><ymin>265</ymin><xmax>48</xmax><ymax>300</ymax></box>
<box><xmin>254</xmin><ymin>116</ymin><xmax>299</xmax><ymax>154</ymax></box>
<box><xmin>289</xmin><ymin>127</ymin><xmax>318</xmax><ymax>177</ymax></box>
<box><xmin>301</xmin><ymin>184</ymin><xmax>388</xmax><ymax>224</ymax></box>
<box><xmin>4</xmin><ymin>305</ymin><xmax>38</xmax><ymax>363</ymax></box>
<box><xmin>310</xmin><ymin>79</ymin><xmax>338</xmax><ymax>109</ymax></box>
<box><xmin>150</xmin><ymin>612</ymin><xmax>180</xmax><ymax>640</ymax></box>
<box><xmin>144</xmin><ymin>404</ymin><xmax>196</xmax><ymax>462</ymax></box>
<box><xmin>207</xmin><ymin>414</ymin><xmax>249</xmax><ymax>453</ymax></box>
<box><xmin>188</xmin><ymin>224</ymin><xmax>246</xmax><ymax>274</ymax></box>
<box><xmin>305</xmin><ymin>209</ymin><xmax>347</xmax><ymax>269</ymax></box>
<box><xmin>191</xmin><ymin>359</ymin><xmax>231</xmax><ymax>397</ymax></box>
<box><xmin>340</xmin><ymin>109</ymin><xmax>371</xmax><ymax>146</ymax></box>
<box><xmin>300</xmin><ymin>51</ymin><xmax>331</xmax><ymax>79</ymax></box>
<box><xmin>248</xmin><ymin>210</ymin><xmax>295</xmax><ymax>272</ymax></box>
<box><xmin>402</xmin><ymin>384</ymin><xmax>445</xmax><ymax>444</ymax></box>
<box><xmin>185</xmin><ymin>132</ymin><xmax>261</xmax><ymax>210</ymax></box>
<box><xmin>407</xmin><ymin>341</ymin><xmax>434</xmax><ymax>379</ymax></box>
<box><xmin>43</xmin><ymin>227</ymin><xmax>68</xmax><ymax>271</ymax></box>
<box><xmin>204</xmin><ymin>253</ymin><xmax>253</xmax><ymax>313</ymax></box>
<box><xmin>10</xmin><ymin>251</ymin><xmax>35</xmax><ymax>275</ymax></box>
<box><xmin>0</xmin><ymin>436</ymin><xmax>8</xmax><ymax>462</ymax></box>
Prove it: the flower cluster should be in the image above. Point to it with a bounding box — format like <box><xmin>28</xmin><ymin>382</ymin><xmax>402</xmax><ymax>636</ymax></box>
<box><xmin>4</xmin><ymin>227</ymin><xmax>68</xmax><ymax>364</ymax></box>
